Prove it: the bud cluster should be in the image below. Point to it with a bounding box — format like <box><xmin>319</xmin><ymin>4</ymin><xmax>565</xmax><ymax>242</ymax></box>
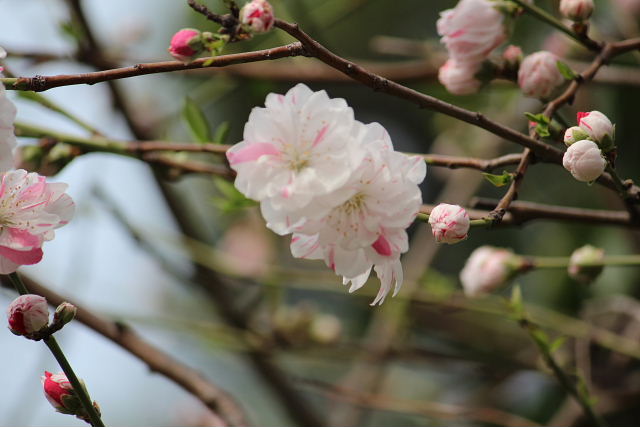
<box><xmin>7</xmin><ymin>294</ymin><xmax>76</xmax><ymax>340</ymax></box>
<box><xmin>562</xmin><ymin>111</ymin><xmax>614</xmax><ymax>183</ymax></box>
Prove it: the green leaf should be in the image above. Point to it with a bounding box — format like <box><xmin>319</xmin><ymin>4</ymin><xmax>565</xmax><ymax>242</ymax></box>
<box><xmin>524</xmin><ymin>112</ymin><xmax>551</xmax><ymax>138</ymax></box>
<box><xmin>556</xmin><ymin>60</ymin><xmax>578</xmax><ymax>80</ymax></box>
<box><xmin>510</xmin><ymin>285</ymin><xmax>524</xmax><ymax>316</ymax></box>
<box><xmin>182</xmin><ymin>97</ymin><xmax>211</xmax><ymax>143</ymax></box>
<box><xmin>549</xmin><ymin>336</ymin><xmax>567</xmax><ymax>353</ymax></box>
<box><xmin>213</xmin><ymin>121</ymin><xmax>231</xmax><ymax>144</ymax></box>
<box><xmin>482</xmin><ymin>171</ymin><xmax>514</xmax><ymax>187</ymax></box>
<box><xmin>213</xmin><ymin>177</ymin><xmax>257</xmax><ymax>214</ymax></box>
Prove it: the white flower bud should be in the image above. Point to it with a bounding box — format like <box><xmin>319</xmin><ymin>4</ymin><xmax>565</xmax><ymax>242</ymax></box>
<box><xmin>518</xmin><ymin>51</ymin><xmax>564</xmax><ymax>99</ymax></box>
<box><xmin>577</xmin><ymin>111</ymin><xmax>615</xmax><ymax>150</ymax></box>
<box><xmin>560</xmin><ymin>0</ymin><xmax>594</xmax><ymax>21</ymax></box>
<box><xmin>563</xmin><ymin>126</ymin><xmax>589</xmax><ymax>146</ymax></box>
<box><xmin>428</xmin><ymin>203</ymin><xmax>470</xmax><ymax>244</ymax></box>
<box><xmin>562</xmin><ymin>139</ymin><xmax>606</xmax><ymax>182</ymax></box>
<box><xmin>438</xmin><ymin>60</ymin><xmax>482</xmax><ymax>95</ymax></box>
<box><xmin>568</xmin><ymin>245</ymin><xmax>604</xmax><ymax>284</ymax></box>
<box><xmin>460</xmin><ymin>246</ymin><xmax>521</xmax><ymax>297</ymax></box>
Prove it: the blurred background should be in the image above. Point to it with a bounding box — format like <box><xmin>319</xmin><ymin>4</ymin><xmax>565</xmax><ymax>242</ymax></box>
<box><xmin>1</xmin><ymin>0</ymin><xmax>640</xmax><ymax>425</ymax></box>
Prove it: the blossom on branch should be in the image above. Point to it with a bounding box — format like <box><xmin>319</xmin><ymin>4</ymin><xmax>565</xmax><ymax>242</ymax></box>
<box><xmin>228</xmin><ymin>84</ymin><xmax>426</xmax><ymax>304</ymax></box>
<box><xmin>460</xmin><ymin>246</ymin><xmax>522</xmax><ymax>297</ymax></box>
<box><xmin>562</xmin><ymin>139</ymin><xmax>606</xmax><ymax>182</ymax></box>
<box><xmin>168</xmin><ymin>29</ymin><xmax>204</xmax><ymax>63</ymax></box>
<box><xmin>240</xmin><ymin>0</ymin><xmax>275</xmax><ymax>34</ymax></box>
<box><xmin>560</xmin><ymin>0</ymin><xmax>594</xmax><ymax>21</ymax></box>
<box><xmin>568</xmin><ymin>244</ymin><xmax>604</xmax><ymax>283</ymax></box>
<box><xmin>43</xmin><ymin>371</ymin><xmax>75</xmax><ymax>413</ymax></box>
<box><xmin>0</xmin><ymin>83</ymin><xmax>17</xmax><ymax>172</ymax></box>
<box><xmin>7</xmin><ymin>294</ymin><xmax>49</xmax><ymax>336</ymax></box>
<box><xmin>577</xmin><ymin>110</ymin><xmax>615</xmax><ymax>150</ymax></box>
<box><xmin>0</xmin><ymin>169</ymin><xmax>75</xmax><ymax>273</ymax></box>
<box><xmin>428</xmin><ymin>203</ymin><xmax>470</xmax><ymax>244</ymax></box>
<box><xmin>438</xmin><ymin>60</ymin><xmax>482</xmax><ymax>95</ymax></box>
<box><xmin>517</xmin><ymin>51</ymin><xmax>564</xmax><ymax>99</ymax></box>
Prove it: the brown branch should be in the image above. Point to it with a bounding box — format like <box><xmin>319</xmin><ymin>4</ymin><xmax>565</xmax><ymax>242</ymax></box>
<box><xmin>0</xmin><ymin>274</ymin><xmax>249</xmax><ymax>427</ymax></box>
<box><xmin>142</xmin><ymin>152</ymin><xmax>235</xmax><ymax>179</ymax></box>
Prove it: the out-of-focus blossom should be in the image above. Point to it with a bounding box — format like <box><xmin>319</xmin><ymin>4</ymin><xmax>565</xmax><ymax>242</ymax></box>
<box><xmin>240</xmin><ymin>0</ymin><xmax>275</xmax><ymax>34</ymax></box>
<box><xmin>0</xmin><ymin>83</ymin><xmax>17</xmax><ymax>172</ymax></box>
<box><xmin>7</xmin><ymin>294</ymin><xmax>49</xmax><ymax>336</ymax></box>
<box><xmin>560</xmin><ymin>0</ymin><xmax>594</xmax><ymax>21</ymax></box>
<box><xmin>562</xmin><ymin>139</ymin><xmax>606</xmax><ymax>182</ymax></box>
<box><xmin>0</xmin><ymin>169</ymin><xmax>75</xmax><ymax>273</ymax></box>
<box><xmin>502</xmin><ymin>45</ymin><xmax>523</xmax><ymax>67</ymax></box>
<box><xmin>518</xmin><ymin>51</ymin><xmax>564</xmax><ymax>99</ymax></box>
<box><xmin>460</xmin><ymin>246</ymin><xmax>521</xmax><ymax>297</ymax></box>
<box><xmin>438</xmin><ymin>59</ymin><xmax>482</xmax><ymax>95</ymax></box>
<box><xmin>428</xmin><ymin>203</ymin><xmax>470</xmax><ymax>244</ymax></box>
<box><xmin>568</xmin><ymin>244</ymin><xmax>604</xmax><ymax>283</ymax></box>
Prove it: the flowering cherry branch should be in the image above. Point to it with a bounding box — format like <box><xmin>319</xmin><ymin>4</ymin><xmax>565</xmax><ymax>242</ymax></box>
<box><xmin>6</xmin><ymin>273</ymin><xmax>105</xmax><ymax>427</ymax></box>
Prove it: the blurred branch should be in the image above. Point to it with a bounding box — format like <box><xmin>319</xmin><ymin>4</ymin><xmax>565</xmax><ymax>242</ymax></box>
<box><xmin>0</xmin><ymin>274</ymin><xmax>249</xmax><ymax>427</ymax></box>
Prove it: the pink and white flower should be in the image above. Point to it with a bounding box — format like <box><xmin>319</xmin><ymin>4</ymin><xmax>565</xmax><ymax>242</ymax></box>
<box><xmin>240</xmin><ymin>0</ymin><xmax>275</xmax><ymax>34</ymax></box>
<box><xmin>7</xmin><ymin>294</ymin><xmax>49</xmax><ymax>336</ymax></box>
<box><xmin>0</xmin><ymin>83</ymin><xmax>17</xmax><ymax>172</ymax></box>
<box><xmin>168</xmin><ymin>29</ymin><xmax>203</xmax><ymax>63</ymax></box>
<box><xmin>560</xmin><ymin>0</ymin><xmax>594</xmax><ymax>21</ymax></box>
<box><xmin>42</xmin><ymin>371</ymin><xmax>75</xmax><ymax>413</ymax></box>
<box><xmin>428</xmin><ymin>203</ymin><xmax>470</xmax><ymax>244</ymax></box>
<box><xmin>438</xmin><ymin>59</ymin><xmax>482</xmax><ymax>95</ymax></box>
<box><xmin>577</xmin><ymin>111</ymin><xmax>614</xmax><ymax>145</ymax></box>
<box><xmin>460</xmin><ymin>246</ymin><xmax>519</xmax><ymax>297</ymax></box>
<box><xmin>437</xmin><ymin>0</ymin><xmax>506</xmax><ymax>66</ymax></box>
<box><xmin>290</xmin><ymin>126</ymin><xmax>426</xmax><ymax>305</ymax></box>
<box><xmin>0</xmin><ymin>169</ymin><xmax>75</xmax><ymax>273</ymax></box>
<box><xmin>227</xmin><ymin>83</ymin><xmax>363</xmax><ymax>235</ymax></box>
<box><xmin>518</xmin><ymin>51</ymin><xmax>565</xmax><ymax>99</ymax></box>
<box><xmin>562</xmin><ymin>139</ymin><xmax>606</xmax><ymax>182</ymax></box>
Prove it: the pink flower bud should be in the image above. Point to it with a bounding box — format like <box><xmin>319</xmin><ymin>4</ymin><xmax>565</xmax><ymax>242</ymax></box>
<box><xmin>168</xmin><ymin>29</ymin><xmax>203</xmax><ymax>63</ymax></box>
<box><xmin>460</xmin><ymin>246</ymin><xmax>520</xmax><ymax>297</ymax></box>
<box><xmin>42</xmin><ymin>371</ymin><xmax>75</xmax><ymax>413</ymax></box>
<box><xmin>577</xmin><ymin>111</ymin><xmax>615</xmax><ymax>146</ymax></box>
<box><xmin>240</xmin><ymin>0</ymin><xmax>275</xmax><ymax>34</ymax></box>
<box><xmin>568</xmin><ymin>245</ymin><xmax>604</xmax><ymax>284</ymax></box>
<box><xmin>502</xmin><ymin>45</ymin><xmax>523</xmax><ymax>67</ymax></box>
<box><xmin>428</xmin><ymin>203</ymin><xmax>470</xmax><ymax>244</ymax></box>
<box><xmin>518</xmin><ymin>51</ymin><xmax>564</xmax><ymax>99</ymax></box>
<box><xmin>563</xmin><ymin>126</ymin><xmax>589</xmax><ymax>146</ymax></box>
<box><xmin>437</xmin><ymin>0</ymin><xmax>506</xmax><ymax>66</ymax></box>
<box><xmin>438</xmin><ymin>60</ymin><xmax>482</xmax><ymax>95</ymax></box>
<box><xmin>562</xmin><ymin>139</ymin><xmax>606</xmax><ymax>182</ymax></box>
<box><xmin>560</xmin><ymin>0</ymin><xmax>594</xmax><ymax>21</ymax></box>
<box><xmin>7</xmin><ymin>294</ymin><xmax>49</xmax><ymax>336</ymax></box>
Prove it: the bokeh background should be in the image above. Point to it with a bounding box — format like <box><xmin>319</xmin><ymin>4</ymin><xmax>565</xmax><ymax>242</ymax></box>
<box><xmin>1</xmin><ymin>0</ymin><xmax>640</xmax><ymax>426</ymax></box>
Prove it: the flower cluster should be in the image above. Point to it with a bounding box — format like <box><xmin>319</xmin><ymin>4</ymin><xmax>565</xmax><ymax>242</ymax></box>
<box><xmin>436</xmin><ymin>0</ymin><xmax>506</xmax><ymax>95</ymax></box>
<box><xmin>562</xmin><ymin>111</ymin><xmax>614</xmax><ymax>182</ymax></box>
<box><xmin>227</xmin><ymin>84</ymin><xmax>426</xmax><ymax>305</ymax></box>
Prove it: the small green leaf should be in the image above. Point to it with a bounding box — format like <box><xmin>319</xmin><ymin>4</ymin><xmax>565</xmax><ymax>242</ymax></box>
<box><xmin>182</xmin><ymin>97</ymin><xmax>211</xmax><ymax>143</ymax></box>
<box><xmin>556</xmin><ymin>60</ymin><xmax>578</xmax><ymax>80</ymax></box>
<box><xmin>549</xmin><ymin>336</ymin><xmax>566</xmax><ymax>353</ymax></box>
<box><xmin>510</xmin><ymin>285</ymin><xmax>524</xmax><ymax>314</ymax></box>
<box><xmin>213</xmin><ymin>121</ymin><xmax>231</xmax><ymax>144</ymax></box>
<box><xmin>524</xmin><ymin>112</ymin><xmax>551</xmax><ymax>137</ymax></box>
<box><xmin>482</xmin><ymin>171</ymin><xmax>514</xmax><ymax>187</ymax></box>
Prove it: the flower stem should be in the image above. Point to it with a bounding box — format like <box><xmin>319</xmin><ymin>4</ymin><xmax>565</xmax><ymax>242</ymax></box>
<box><xmin>7</xmin><ymin>272</ymin><xmax>106</xmax><ymax>427</ymax></box>
<box><xmin>508</xmin><ymin>0</ymin><xmax>600</xmax><ymax>51</ymax></box>
<box><xmin>529</xmin><ymin>255</ymin><xmax>640</xmax><ymax>268</ymax></box>
<box><xmin>517</xmin><ymin>315</ymin><xmax>608</xmax><ymax>427</ymax></box>
<box><xmin>415</xmin><ymin>213</ymin><xmax>493</xmax><ymax>227</ymax></box>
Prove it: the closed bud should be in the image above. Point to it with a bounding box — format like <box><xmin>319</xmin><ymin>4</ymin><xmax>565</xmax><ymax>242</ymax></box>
<box><xmin>42</xmin><ymin>371</ymin><xmax>77</xmax><ymax>414</ymax></box>
<box><xmin>54</xmin><ymin>302</ymin><xmax>77</xmax><ymax>327</ymax></box>
<box><xmin>240</xmin><ymin>0</ymin><xmax>275</xmax><ymax>34</ymax></box>
<box><xmin>428</xmin><ymin>203</ymin><xmax>470</xmax><ymax>244</ymax></box>
<box><xmin>577</xmin><ymin>111</ymin><xmax>615</xmax><ymax>151</ymax></box>
<box><xmin>460</xmin><ymin>246</ymin><xmax>524</xmax><ymax>297</ymax></box>
<box><xmin>7</xmin><ymin>294</ymin><xmax>49</xmax><ymax>336</ymax></box>
<box><xmin>518</xmin><ymin>51</ymin><xmax>564</xmax><ymax>99</ymax></box>
<box><xmin>560</xmin><ymin>0</ymin><xmax>594</xmax><ymax>21</ymax></box>
<box><xmin>309</xmin><ymin>314</ymin><xmax>342</xmax><ymax>345</ymax></box>
<box><xmin>438</xmin><ymin>60</ymin><xmax>482</xmax><ymax>95</ymax></box>
<box><xmin>562</xmin><ymin>139</ymin><xmax>606</xmax><ymax>182</ymax></box>
<box><xmin>502</xmin><ymin>45</ymin><xmax>523</xmax><ymax>68</ymax></box>
<box><xmin>568</xmin><ymin>245</ymin><xmax>604</xmax><ymax>284</ymax></box>
<box><xmin>563</xmin><ymin>126</ymin><xmax>589</xmax><ymax>146</ymax></box>
<box><xmin>168</xmin><ymin>29</ymin><xmax>204</xmax><ymax>63</ymax></box>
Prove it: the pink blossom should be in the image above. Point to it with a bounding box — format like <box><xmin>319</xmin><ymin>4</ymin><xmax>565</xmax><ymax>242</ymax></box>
<box><xmin>502</xmin><ymin>45</ymin><xmax>523</xmax><ymax>67</ymax></box>
<box><xmin>0</xmin><ymin>169</ymin><xmax>75</xmax><ymax>273</ymax></box>
<box><xmin>7</xmin><ymin>294</ymin><xmax>49</xmax><ymax>335</ymax></box>
<box><xmin>568</xmin><ymin>244</ymin><xmax>604</xmax><ymax>283</ymax></box>
<box><xmin>562</xmin><ymin>139</ymin><xmax>606</xmax><ymax>182</ymax></box>
<box><xmin>240</xmin><ymin>0</ymin><xmax>275</xmax><ymax>33</ymax></box>
<box><xmin>577</xmin><ymin>111</ymin><xmax>614</xmax><ymax>144</ymax></box>
<box><xmin>560</xmin><ymin>0</ymin><xmax>594</xmax><ymax>21</ymax></box>
<box><xmin>460</xmin><ymin>246</ymin><xmax>517</xmax><ymax>297</ymax></box>
<box><xmin>168</xmin><ymin>29</ymin><xmax>202</xmax><ymax>63</ymax></box>
<box><xmin>438</xmin><ymin>60</ymin><xmax>482</xmax><ymax>95</ymax></box>
<box><xmin>518</xmin><ymin>51</ymin><xmax>565</xmax><ymax>99</ymax></box>
<box><xmin>0</xmin><ymin>83</ymin><xmax>17</xmax><ymax>172</ymax></box>
<box><xmin>428</xmin><ymin>203</ymin><xmax>470</xmax><ymax>244</ymax></box>
<box><xmin>437</xmin><ymin>0</ymin><xmax>506</xmax><ymax>66</ymax></box>
<box><xmin>42</xmin><ymin>371</ymin><xmax>75</xmax><ymax>413</ymax></box>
